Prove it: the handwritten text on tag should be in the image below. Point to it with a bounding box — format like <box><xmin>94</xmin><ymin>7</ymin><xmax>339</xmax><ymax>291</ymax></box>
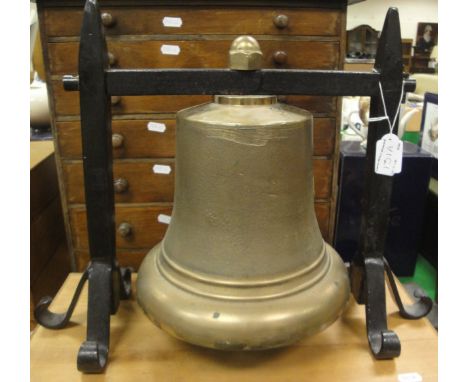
<box><xmin>375</xmin><ymin>133</ymin><xmax>403</xmax><ymax>176</ymax></box>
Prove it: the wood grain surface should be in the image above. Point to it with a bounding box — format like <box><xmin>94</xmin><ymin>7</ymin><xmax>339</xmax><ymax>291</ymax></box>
<box><xmin>30</xmin><ymin>273</ymin><xmax>438</xmax><ymax>382</ymax></box>
<box><xmin>56</xmin><ymin>118</ymin><xmax>177</xmax><ymax>159</ymax></box>
<box><xmin>43</xmin><ymin>7</ymin><xmax>341</xmax><ymax>37</ymax></box>
<box><xmin>63</xmin><ymin>160</ymin><xmax>176</xmax><ymax>204</ymax></box>
<box><xmin>69</xmin><ymin>204</ymin><xmax>173</xmax><ymax>250</ymax></box>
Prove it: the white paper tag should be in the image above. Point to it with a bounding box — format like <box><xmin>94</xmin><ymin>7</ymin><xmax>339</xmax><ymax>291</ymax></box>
<box><xmin>153</xmin><ymin>164</ymin><xmax>172</xmax><ymax>174</ymax></box>
<box><xmin>375</xmin><ymin>133</ymin><xmax>403</xmax><ymax>176</ymax></box>
<box><xmin>398</xmin><ymin>372</ymin><xmax>422</xmax><ymax>382</ymax></box>
<box><xmin>147</xmin><ymin>121</ymin><xmax>166</xmax><ymax>133</ymax></box>
<box><xmin>160</xmin><ymin>44</ymin><xmax>180</xmax><ymax>55</ymax></box>
<box><xmin>162</xmin><ymin>16</ymin><xmax>183</xmax><ymax>28</ymax></box>
<box><xmin>157</xmin><ymin>214</ymin><xmax>172</xmax><ymax>224</ymax></box>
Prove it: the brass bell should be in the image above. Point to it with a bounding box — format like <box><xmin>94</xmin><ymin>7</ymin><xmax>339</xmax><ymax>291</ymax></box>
<box><xmin>137</xmin><ymin>36</ymin><xmax>350</xmax><ymax>350</ymax></box>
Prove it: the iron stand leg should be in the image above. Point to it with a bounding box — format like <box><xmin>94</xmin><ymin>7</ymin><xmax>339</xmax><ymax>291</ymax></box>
<box><xmin>349</xmin><ymin>8</ymin><xmax>432</xmax><ymax>359</ymax></box>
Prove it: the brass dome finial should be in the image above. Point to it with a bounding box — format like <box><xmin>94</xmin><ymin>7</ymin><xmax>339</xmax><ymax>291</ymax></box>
<box><xmin>229</xmin><ymin>36</ymin><xmax>263</xmax><ymax>70</ymax></box>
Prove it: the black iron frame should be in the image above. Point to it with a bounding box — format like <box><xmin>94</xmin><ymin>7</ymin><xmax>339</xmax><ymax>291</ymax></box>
<box><xmin>34</xmin><ymin>0</ymin><xmax>432</xmax><ymax>373</ymax></box>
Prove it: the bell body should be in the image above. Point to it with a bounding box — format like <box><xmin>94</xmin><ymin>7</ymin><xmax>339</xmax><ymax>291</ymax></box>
<box><xmin>137</xmin><ymin>95</ymin><xmax>350</xmax><ymax>350</ymax></box>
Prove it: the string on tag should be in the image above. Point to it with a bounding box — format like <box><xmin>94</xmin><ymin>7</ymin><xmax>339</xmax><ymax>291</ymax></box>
<box><xmin>368</xmin><ymin>70</ymin><xmax>405</xmax><ymax>135</ymax></box>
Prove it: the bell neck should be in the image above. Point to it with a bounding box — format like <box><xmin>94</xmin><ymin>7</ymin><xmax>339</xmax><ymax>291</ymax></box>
<box><xmin>214</xmin><ymin>95</ymin><xmax>277</xmax><ymax>105</ymax></box>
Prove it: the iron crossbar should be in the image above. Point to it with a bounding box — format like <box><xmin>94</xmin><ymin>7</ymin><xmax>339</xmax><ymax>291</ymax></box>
<box><xmin>63</xmin><ymin>68</ymin><xmax>415</xmax><ymax>96</ymax></box>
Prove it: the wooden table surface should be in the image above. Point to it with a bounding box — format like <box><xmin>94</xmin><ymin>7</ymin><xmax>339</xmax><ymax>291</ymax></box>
<box><xmin>30</xmin><ymin>141</ymin><xmax>54</xmax><ymax>170</ymax></box>
<box><xmin>30</xmin><ymin>273</ymin><xmax>438</xmax><ymax>382</ymax></box>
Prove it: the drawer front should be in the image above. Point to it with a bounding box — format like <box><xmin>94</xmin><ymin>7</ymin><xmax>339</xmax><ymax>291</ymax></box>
<box><xmin>44</xmin><ymin>7</ymin><xmax>341</xmax><ymax>37</ymax></box>
<box><xmin>63</xmin><ymin>160</ymin><xmax>175</xmax><ymax>204</ymax></box>
<box><xmin>57</xmin><ymin>119</ymin><xmax>176</xmax><ymax>159</ymax></box>
<box><xmin>48</xmin><ymin>40</ymin><xmax>340</xmax><ymax>75</ymax></box>
<box><xmin>70</xmin><ymin>201</ymin><xmax>330</xmax><ymax>251</ymax></box>
<box><xmin>52</xmin><ymin>81</ymin><xmax>336</xmax><ymax>116</ymax></box>
<box><xmin>70</xmin><ymin>205</ymin><xmax>172</xmax><ymax>250</ymax></box>
<box><xmin>63</xmin><ymin>158</ymin><xmax>332</xmax><ymax>204</ymax></box>
<box><xmin>57</xmin><ymin>117</ymin><xmax>335</xmax><ymax>159</ymax></box>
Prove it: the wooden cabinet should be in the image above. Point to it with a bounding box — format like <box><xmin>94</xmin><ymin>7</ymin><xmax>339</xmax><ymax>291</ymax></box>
<box><xmin>37</xmin><ymin>0</ymin><xmax>347</xmax><ymax>271</ymax></box>
<box><xmin>346</xmin><ymin>24</ymin><xmax>379</xmax><ymax>59</ymax></box>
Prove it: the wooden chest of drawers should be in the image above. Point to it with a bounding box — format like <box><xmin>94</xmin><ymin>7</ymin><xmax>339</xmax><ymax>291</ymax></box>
<box><xmin>37</xmin><ymin>0</ymin><xmax>347</xmax><ymax>271</ymax></box>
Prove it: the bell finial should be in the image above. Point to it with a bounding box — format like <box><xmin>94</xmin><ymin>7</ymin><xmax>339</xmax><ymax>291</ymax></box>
<box><xmin>229</xmin><ymin>35</ymin><xmax>263</xmax><ymax>70</ymax></box>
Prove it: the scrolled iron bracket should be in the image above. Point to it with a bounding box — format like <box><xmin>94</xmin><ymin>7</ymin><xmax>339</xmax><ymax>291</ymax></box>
<box><xmin>384</xmin><ymin>258</ymin><xmax>433</xmax><ymax>320</ymax></box>
<box><xmin>34</xmin><ymin>266</ymin><xmax>90</xmax><ymax>329</ymax></box>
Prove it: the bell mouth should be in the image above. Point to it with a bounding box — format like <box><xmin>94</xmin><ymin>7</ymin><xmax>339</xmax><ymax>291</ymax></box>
<box><xmin>214</xmin><ymin>95</ymin><xmax>277</xmax><ymax>105</ymax></box>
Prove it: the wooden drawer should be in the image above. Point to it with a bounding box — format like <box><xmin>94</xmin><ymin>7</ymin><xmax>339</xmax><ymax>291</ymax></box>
<box><xmin>44</xmin><ymin>7</ymin><xmax>341</xmax><ymax>37</ymax></box>
<box><xmin>70</xmin><ymin>201</ymin><xmax>330</xmax><ymax>252</ymax></box>
<box><xmin>63</xmin><ymin>160</ymin><xmax>175</xmax><ymax>204</ymax></box>
<box><xmin>56</xmin><ymin>117</ymin><xmax>335</xmax><ymax>159</ymax></box>
<box><xmin>63</xmin><ymin>158</ymin><xmax>332</xmax><ymax>204</ymax></box>
<box><xmin>70</xmin><ymin>204</ymin><xmax>173</xmax><ymax>250</ymax></box>
<box><xmin>57</xmin><ymin>119</ymin><xmax>176</xmax><ymax>159</ymax></box>
<box><xmin>48</xmin><ymin>40</ymin><xmax>340</xmax><ymax>75</ymax></box>
<box><xmin>52</xmin><ymin>81</ymin><xmax>336</xmax><ymax>116</ymax></box>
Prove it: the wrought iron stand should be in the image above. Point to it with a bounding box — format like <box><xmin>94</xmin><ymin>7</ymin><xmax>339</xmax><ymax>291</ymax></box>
<box><xmin>35</xmin><ymin>0</ymin><xmax>432</xmax><ymax>373</ymax></box>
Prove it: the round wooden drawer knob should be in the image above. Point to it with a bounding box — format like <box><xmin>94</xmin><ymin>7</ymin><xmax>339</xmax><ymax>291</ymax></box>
<box><xmin>114</xmin><ymin>178</ymin><xmax>129</xmax><ymax>193</ymax></box>
<box><xmin>273</xmin><ymin>14</ymin><xmax>289</xmax><ymax>29</ymax></box>
<box><xmin>112</xmin><ymin>133</ymin><xmax>124</xmax><ymax>148</ymax></box>
<box><xmin>111</xmin><ymin>96</ymin><xmax>121</xmax><ymax>106</ymax></box>
<box><xmin>273</xmin><ymin>51</ymin><xmax>288</xmax><ymax>65</ymax></box>
<box><xmin>118</xmin><ymin>222</ymin><xmax>132</xmax><ymax>238</ymax></box>
<box><xmin>101</xmin><ymin>12</ymin><xmax>115</xmax><ymax>27</ymax></box>
<box><xmin>108</xmin><ymin>52</ymin><xmax>117</xmax><ymax>66</ymax></box>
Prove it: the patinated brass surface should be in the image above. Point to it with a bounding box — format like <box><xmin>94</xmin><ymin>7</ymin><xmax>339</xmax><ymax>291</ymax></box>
<box><xmin>137</xmin><ymin>94</ymin><xmax>350</xmax><ymax>350</ymax></box>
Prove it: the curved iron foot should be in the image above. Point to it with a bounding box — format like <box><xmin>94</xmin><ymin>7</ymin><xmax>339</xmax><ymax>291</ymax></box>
<box><xmin>384</xmin><ymin>259</ymin><xmax>433</xmax><ymax>319</ymax></box>
<box><xmin>34</xmin><ymin>268</ymin><xmax>89</xmax><ymax>329</ymax></box>
<box><xmin>77</xmin><ymin>340</ymin><xmax>109</xmax><ymax>373</ymax></box>
<box><xmin>368</xmin><ymin>329</ymin><xmax>401</xmax><ymax>360</ymax></box>
<box><xmin>361</xmin><ymin>257</ymin><xmax>402</xmax><ymax>359</ymax></box>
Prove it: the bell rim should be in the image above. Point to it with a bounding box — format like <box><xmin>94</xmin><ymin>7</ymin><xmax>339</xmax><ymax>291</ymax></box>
<box><xmin>136</xmin><ymin>242</ymin><xmax>351</xmax><ymax>351</ymax></box>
